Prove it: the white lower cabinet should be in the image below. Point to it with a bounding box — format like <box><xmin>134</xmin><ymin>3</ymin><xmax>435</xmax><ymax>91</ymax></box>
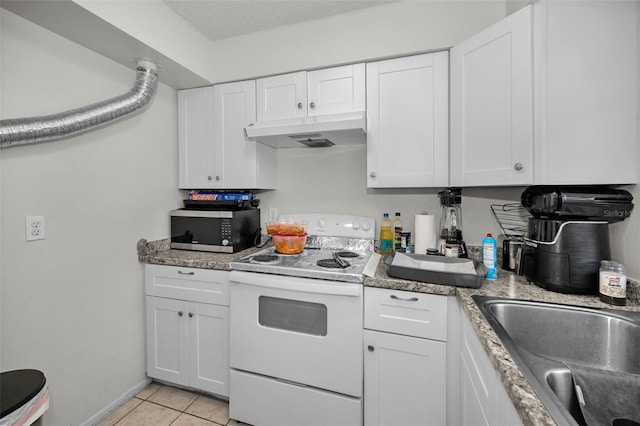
<box><xmin>459</xmin><ymin>306</ymin><xmax>522</xmax><ymax>426</ymax></box>
<box><xmin>145</xmin><ymin>264</ymin><xmax>230</xmax><ymax>397</ymax></box>
<box><xmin>364</xmin><ymin>287</ymin><xmax>448</xmax><ymax>425</ymax></box>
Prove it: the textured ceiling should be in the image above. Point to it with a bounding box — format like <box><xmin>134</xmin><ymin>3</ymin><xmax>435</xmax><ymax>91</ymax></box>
<box><xmin>163</xmin><ymin>0</ymin><xmax>398</xmax><ymax>42</ymax></box>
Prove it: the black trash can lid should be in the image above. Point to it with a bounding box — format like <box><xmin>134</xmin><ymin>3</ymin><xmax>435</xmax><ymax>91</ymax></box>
<box><xmin>0</xmin><ymin>369</ymin><xmax>47</xmax><ymax>418</ymax></box>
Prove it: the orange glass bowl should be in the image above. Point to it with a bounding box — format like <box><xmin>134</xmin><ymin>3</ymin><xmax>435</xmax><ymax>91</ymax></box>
<box><xmin>272</xmin><ymin>234</ymin><xmax>308</xmax><ymax>255</ymax></box>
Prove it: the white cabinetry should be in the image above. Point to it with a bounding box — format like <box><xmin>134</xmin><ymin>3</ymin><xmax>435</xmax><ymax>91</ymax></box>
<box><xmin>256</xmin><ymin>63</ymin><xmax>365</xmax><ymax>121</ymax></box>
<box><xmin>450</xmin><ymin>6</ymin><xmax>532</xmax><ymax>186</ymax></box>
<box><xmin>364</xmin><ymin>287</ymin><xmax>448</xmax><ymax>426</ymax></box>
<box><xmin>145</xmin><ymin>264</ymin><xmax>230</xmax><ymax>397</ymax></box>
<box><xmin>459</xmin><ymin>308</ymin><xmax>522</xmax><ymax>426</ymax></box>
<box><xmin>366</xmin><ymin>52</ymin><xmax>449</xmax><ymax>188</ymax></box>
<box><xmin>451</xmin><ymin>2</ymin><xmax>638</xmax><ymax>186</ymax></box>
<box><xmin>178</xmin><ymin>82</ymin><xmax>276</xmax><ymax>190</ymax></box>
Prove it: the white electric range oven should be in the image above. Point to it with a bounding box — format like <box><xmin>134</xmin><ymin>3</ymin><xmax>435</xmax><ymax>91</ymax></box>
<box><xmin>228</xmin><ymin>214</ymin><xmax>377</xmax><ymax>426</ymax></box>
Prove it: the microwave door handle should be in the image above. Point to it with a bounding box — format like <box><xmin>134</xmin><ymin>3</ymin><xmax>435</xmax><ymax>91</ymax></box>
<box><xmin>229</xmin><ymin>271</ymin><xmax>360</xmax><ymax>297</ymax></box>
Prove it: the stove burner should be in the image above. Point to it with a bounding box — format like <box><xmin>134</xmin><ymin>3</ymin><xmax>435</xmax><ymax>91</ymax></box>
<box><xmin>317</xmin><ymin>258</ymin><xmax>351</xmax><ymax>269</ymax></box>
<box><xmin>336</xmin><ymin>251</ymin><xmax>359</xmax><ymax>258</ymax></box>
<box><xmin>252</xmin><ymin>254</ymin><xmax>280</xmax><ymax>264</ymax></box>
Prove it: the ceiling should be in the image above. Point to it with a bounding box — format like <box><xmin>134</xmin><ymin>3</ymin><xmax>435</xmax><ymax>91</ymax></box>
<box><xmin>163</xmin><ymin>0</ymin><xmax>399</xmax><ymax>42</ymax></box>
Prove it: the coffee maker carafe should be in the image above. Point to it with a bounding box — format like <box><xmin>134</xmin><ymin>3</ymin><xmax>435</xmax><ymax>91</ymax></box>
<box><xmin>517</xmin><ymin>186</ymin><xmax>634</xmax><ymax>294</ymax></box>
<box><xmin>438</xmin><ymin>188</ymin><xmax>467</xmax><ymax>257</ymax></box>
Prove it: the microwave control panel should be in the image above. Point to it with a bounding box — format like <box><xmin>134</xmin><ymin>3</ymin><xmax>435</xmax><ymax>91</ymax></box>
<box><xmin>221</xmin><ymin>218</ymin><xmax>233</xmax><ymax>245</ymax></box>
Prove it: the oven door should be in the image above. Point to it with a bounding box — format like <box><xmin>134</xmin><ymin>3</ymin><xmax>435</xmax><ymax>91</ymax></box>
<box><xmin>229</xmin><ymin>270</ymin><xmax>363</xmax><ymax>397</ymax></box>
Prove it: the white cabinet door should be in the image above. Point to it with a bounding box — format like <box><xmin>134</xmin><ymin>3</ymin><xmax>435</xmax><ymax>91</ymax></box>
<box><xmin>450</xmin><ymin>5</ymin><xmax>533</xmax><ymax>187</ymax></box>
<box><xmin>189</xmin><ymin>302</ymin><xmax>230</xmax><ymax>396</ymax></box>
<box><xmin>459</xmin><ymin>309</ymin><xmax>523</xmax><ymax>426</ymax></box>
<box><xmin>257</xmin><ymin>64</ymin><xmax>365</xmax><ymax>122</ymax></box>
<box><xmin>178</xmin><ymin>83</ymin><xmax>276</xmax><ymax>190</ymax></box>
<box><xmin>364</xmin><ymin>330</ymin><xmax>447</xmax><ymax>426</ymax></box>
<box><xmin>178</xmin><ymin>87</ymin><xmax>215</xmax><ymax>189</ymax></box>
<box><xmin>146</xmin><ymin>296</ymin><xmax>189</xmax><ymax>386</ymax></box>
<box><xmin>533</xmin><ymin>1</ymin><xmax>638</xmax><ymax>185</ymax></box>
<box><xmin>307</xmin><ymin>63</ymin><xmax>365</xmax><ymax>116</ymax></box>
<box><xmin>366</xmin><ymin>52</ymin><xmax>449</xmax><ymax>188</ymax></box>
<box><xmin>256</xmin><ymin>71</ymin><xmax>307</xmax><ymax>121</ymax></box>
<box><xmin>213</xmin><ymin>81</ymin><xmax>276</xmax><ymax>189</ymax></box>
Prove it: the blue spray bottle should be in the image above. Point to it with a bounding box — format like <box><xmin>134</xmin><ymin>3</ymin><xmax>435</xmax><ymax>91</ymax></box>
<box><xmin>482</xmin><ymin>233</ymin><xmax>497</xmax><ymax>280</ymax></box>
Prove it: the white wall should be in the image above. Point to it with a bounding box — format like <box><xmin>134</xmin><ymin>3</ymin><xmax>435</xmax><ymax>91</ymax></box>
<box><xmin>0</xmin><ymin>10</ymin><xmax>182</xmax><ymax>425</ymax></box>
<box><xmin>206</xmin><ymin>1</ymin><xmax>507</xmax><ymax>83</ymax></box>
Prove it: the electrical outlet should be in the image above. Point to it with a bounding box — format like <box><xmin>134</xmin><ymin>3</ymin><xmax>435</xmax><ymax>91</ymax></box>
<box><xmin>268</xmin><ymin>208</ymin><xmax>278</xmax><ymax>222</ymax></box>
<box><xmin>26</xmin><ymin>216</ymin><xmax>45</xmax><ymax>241</ymax></box>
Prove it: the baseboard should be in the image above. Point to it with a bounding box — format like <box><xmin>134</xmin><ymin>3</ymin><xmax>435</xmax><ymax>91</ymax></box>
<box><xmin>79</xmin><ymin>377</ymin><xmax>152</xmax><ymax>426</ymax></box>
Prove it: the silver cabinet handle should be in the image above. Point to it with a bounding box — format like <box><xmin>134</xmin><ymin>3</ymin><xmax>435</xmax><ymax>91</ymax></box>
<box><xmin>297</xmin><ymin>102</ymin><xmax>303</xmax><ymax>109</ymax></box>
<box><xmin>178</xmin><ymin>311</ymin><xmax>183</xmax><ymax>317</ymax></box>
<box><xmin>215</xmin><ymin>176</ymin><xmax>221</xmax><ymax>181</ymax></box>
<box><xmin>390</xmin><ymin>295</ymin><xmax>419</xmax><ymax>302</ymax></box>
<box><xmin>207</xmin><ymin>176</ymin><xmax>213</xmax><ymax>181</ymax></box>
<box><xmin>514</xmin><ymin>162</ymin><xmax>523</xmax><ymax>171</ymax></box>
<box><xmin>310</xmin><ymin>102</ymin><xmax>315</xmax><ymax>109</ymax></box>
<box><xmin>178</xmin><ymin>271</ymin><xmax>194</xmax><ymax>275</ymax></box>
<box><xmin>368</xmin><ymin>345</ymin><xmax>375</xmax><ymax>352</ymax></box>
<box><xmin>370</xmin><ymin>172</ymin><xmax>376</xmax><ymax>178</ymax></box>
<box><xmin>188</xmin><ymin>312</ymin><xmax>193</xmax><ymax>318</ymax></box>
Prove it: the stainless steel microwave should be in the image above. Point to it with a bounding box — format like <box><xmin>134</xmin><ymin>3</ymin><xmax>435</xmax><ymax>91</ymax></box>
<box><xmin>170</xmin><ymin>209</ymin><xmax>260</xmax><ymax>253</ymax></box>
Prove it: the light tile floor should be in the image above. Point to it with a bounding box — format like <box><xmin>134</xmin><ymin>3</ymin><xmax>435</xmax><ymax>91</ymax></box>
<box><xmin>97</xmin><ymin>382</ymin><xmax>242</xmax><ymax>426</ymax></box>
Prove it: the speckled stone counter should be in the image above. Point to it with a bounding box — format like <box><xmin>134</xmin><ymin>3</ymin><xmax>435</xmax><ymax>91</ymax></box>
<box><xmin>137</xmin><ymin>238</ymin><xmax>264</xmax><ymax>270</ymax></box>
<box><xmin>366</xmin><ymin>256</ymin><xmax>640</xmax><ymax>426</ymax></box>
<box><xmin>138</xmin><ymin>239</ymin><xmax>639</xmax><ymax>426</ymax></box>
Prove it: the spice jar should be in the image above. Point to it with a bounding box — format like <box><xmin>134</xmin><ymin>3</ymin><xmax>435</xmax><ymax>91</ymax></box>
<box><xmin>599</xmin><ymin>260</ymin><xmax>627</xmax><ymax>306</ymax></box>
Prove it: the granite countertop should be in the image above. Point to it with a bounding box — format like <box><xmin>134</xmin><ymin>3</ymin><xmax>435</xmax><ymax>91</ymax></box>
<box><xmin>137</xmin><ymin>238</ymin><xmax>640</xmax><ymax>426</ymax></box>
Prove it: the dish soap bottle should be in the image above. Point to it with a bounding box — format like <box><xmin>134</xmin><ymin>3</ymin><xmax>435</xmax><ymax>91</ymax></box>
<box><xmin>393</xmin><ymin>212</ymin><xmax>403</xmax><ymax>251</ymax></box>
<box><xmin>380</xmin><ymin>213</ymin><xmax>394</xmax><ymax>255</ymax></box>
<box><xmin>482</xmin><ymin>233</ymin><xmax>497</xmax><ymax>280</ymax></box>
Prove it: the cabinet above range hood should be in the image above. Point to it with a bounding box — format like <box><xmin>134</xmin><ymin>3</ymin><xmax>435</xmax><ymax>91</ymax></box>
<box><xmin>244</xmin><ymin>111</ymin><xmax>366</xmax><ymax>148</ymax></box>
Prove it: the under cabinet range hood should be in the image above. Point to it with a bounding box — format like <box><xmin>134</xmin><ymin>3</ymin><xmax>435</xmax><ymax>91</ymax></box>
<box><xmin>244</xmin><ymin>111</ymin><xmax>366</xmax><ymax>148</ymax></box>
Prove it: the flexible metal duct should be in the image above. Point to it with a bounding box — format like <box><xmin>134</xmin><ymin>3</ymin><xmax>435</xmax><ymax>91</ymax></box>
<box><xmin>0</xmin><ymin>60</ymin><xmax>158</xmax><ymax>149</ymax></box>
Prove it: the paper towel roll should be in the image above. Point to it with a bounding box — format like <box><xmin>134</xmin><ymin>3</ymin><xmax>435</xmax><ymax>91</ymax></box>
<box><xmin>414</xmin><ymin>214</ymin><xmax>437</xmax><ymax>255</ymax></box>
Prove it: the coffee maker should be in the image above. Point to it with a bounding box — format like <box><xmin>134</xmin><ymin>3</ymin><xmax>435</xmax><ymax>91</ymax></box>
<box><xmin>516</xmin><ymin>186</ymin><xmax>633</xmax><ymax>294</ymax></box>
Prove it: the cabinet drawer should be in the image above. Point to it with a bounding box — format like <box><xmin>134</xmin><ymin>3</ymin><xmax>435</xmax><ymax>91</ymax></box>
<box><xmin>145</xmin><ymin>264</ymin><xmax>229</xmax><ymax>305</ymax></box>
<box><xmin>364</xmin><ymin>287</ymin><xmax>447</xmax><ymax>341</ymax></box>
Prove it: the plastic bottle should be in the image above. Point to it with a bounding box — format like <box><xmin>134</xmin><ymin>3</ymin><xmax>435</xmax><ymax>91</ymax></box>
<box><xmin>482</xmin><ymin>233</ymin><xmax>497</xmax><ymax>280</ymax></box>
<box><xmin>380</xmin><ymin>213</ymin><xmax>394</xmax><ymax>255</ymax></box>
<box><xmin>393</xmin><ymin>212</ymin><xmax>403</xmax><ymax>251</ymax></box>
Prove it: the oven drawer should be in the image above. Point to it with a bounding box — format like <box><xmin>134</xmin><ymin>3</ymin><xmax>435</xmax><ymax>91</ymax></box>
<box><xmin>364</xmin><ymin>287</ymin><xmax>448</xmax><ymax>341</ymax></box>
<box><xmin>230</xmin><ymin>369</ymin><xmax>362</xmax><ymax>426</ymax></box>
<box><xmin>145</xmin><ymin>264</ymin><xmax>229</xmax><ymax>305</ymax></box>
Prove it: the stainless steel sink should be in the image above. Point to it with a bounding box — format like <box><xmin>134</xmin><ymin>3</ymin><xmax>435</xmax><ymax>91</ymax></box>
<box><xmin>473</xmin><ymin>296</ymin><xmax>640</xmax><ymax>426</ymax></box>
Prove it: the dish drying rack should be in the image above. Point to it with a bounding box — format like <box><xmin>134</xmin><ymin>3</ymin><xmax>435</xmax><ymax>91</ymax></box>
<box><xmin>490</xmin><ymin>203</ymin><xmax>531</xmax><ymax>240</ymax></box>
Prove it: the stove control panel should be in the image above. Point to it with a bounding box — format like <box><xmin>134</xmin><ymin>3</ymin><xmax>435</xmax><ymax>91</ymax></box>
<box><xmin>281</xmin><ymin>213</ymin><xmax>375</xmax><ymax>239</ymax></box>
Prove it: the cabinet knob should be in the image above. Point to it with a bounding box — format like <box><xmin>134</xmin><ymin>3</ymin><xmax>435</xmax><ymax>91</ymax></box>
<box><xmin>310</xmin><ymin>102</ymin><xmax>315</xmax><ymax>109</ymax></box>
<box><xmin>370</xmin><ymin>172</ymin><xmax>376</xmax><ymax>178</ymax></box>
<box><xmin>188</xmin><ymin>312</ymin><xmax>193</xmax><ymax>318</ymax></box>
<box><xmin>297</xmin><ymin>102</ymin><xmax>303</xmax><ymax>109</ymax></box>
<box><xmin>178</xmin><ymin>311</ymin><xmax>184</xmax><ymax>317</ymax></box>
<box><xmin>514</xmin><ymin>162</ymin><xmax>523</xmax><ymax>171</ymax></box>
<box><xmin>207</xmin><ymin>176</ymin><xmax>213</xmax><ymax>181</ymax></box>
<box><xmin>215</xmin><ymin>176</ymin><xmax>220</xmax><ymax>181</ymax></box>
<box><xmin>368</xmin><ymin>345</ymin><xmax>375</xmax><ymax>352</ymax></box>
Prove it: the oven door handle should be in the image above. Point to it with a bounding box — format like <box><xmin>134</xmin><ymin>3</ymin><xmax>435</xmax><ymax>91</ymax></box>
<box><xmin>229</xmin><ymin>271</ymin><xmax>361</xmax><ymax>297</ymax></box>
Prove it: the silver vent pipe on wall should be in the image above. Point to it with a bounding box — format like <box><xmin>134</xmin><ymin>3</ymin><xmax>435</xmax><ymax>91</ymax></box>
<box><xmin>0</xmin><ymin>60</ymin><xmax>158</xmax><ymax>149</ymax></box>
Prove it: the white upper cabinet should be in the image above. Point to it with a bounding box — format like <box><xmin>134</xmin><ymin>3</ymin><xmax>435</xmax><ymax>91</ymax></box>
<box><xmin>450</xmin><ymin>6</ymin><xmax>533</xmax><ymax>187</ymax></box>
<box><xmin>366</xmin><ymin>52</ymin><xmax>449</xmax><ymax>188</ymax></box>
<box><xmin>451</xmin><ymin>1</ymin><xmax>638</xmax><ymax>186</ymax></box>
<box><xmin>178</xmin><ymin>82</ymin><xmax>276</xmax><ymax>190</ymax></box>
<box><xmin>256</xmin><ymin>63</ymin><xmax>365</xmax><ymax>122</ymax></box>
<box><xmin>533</xmin><ymin>1</ymin><xmax>638</xmax><ymax>185</ymax></box>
